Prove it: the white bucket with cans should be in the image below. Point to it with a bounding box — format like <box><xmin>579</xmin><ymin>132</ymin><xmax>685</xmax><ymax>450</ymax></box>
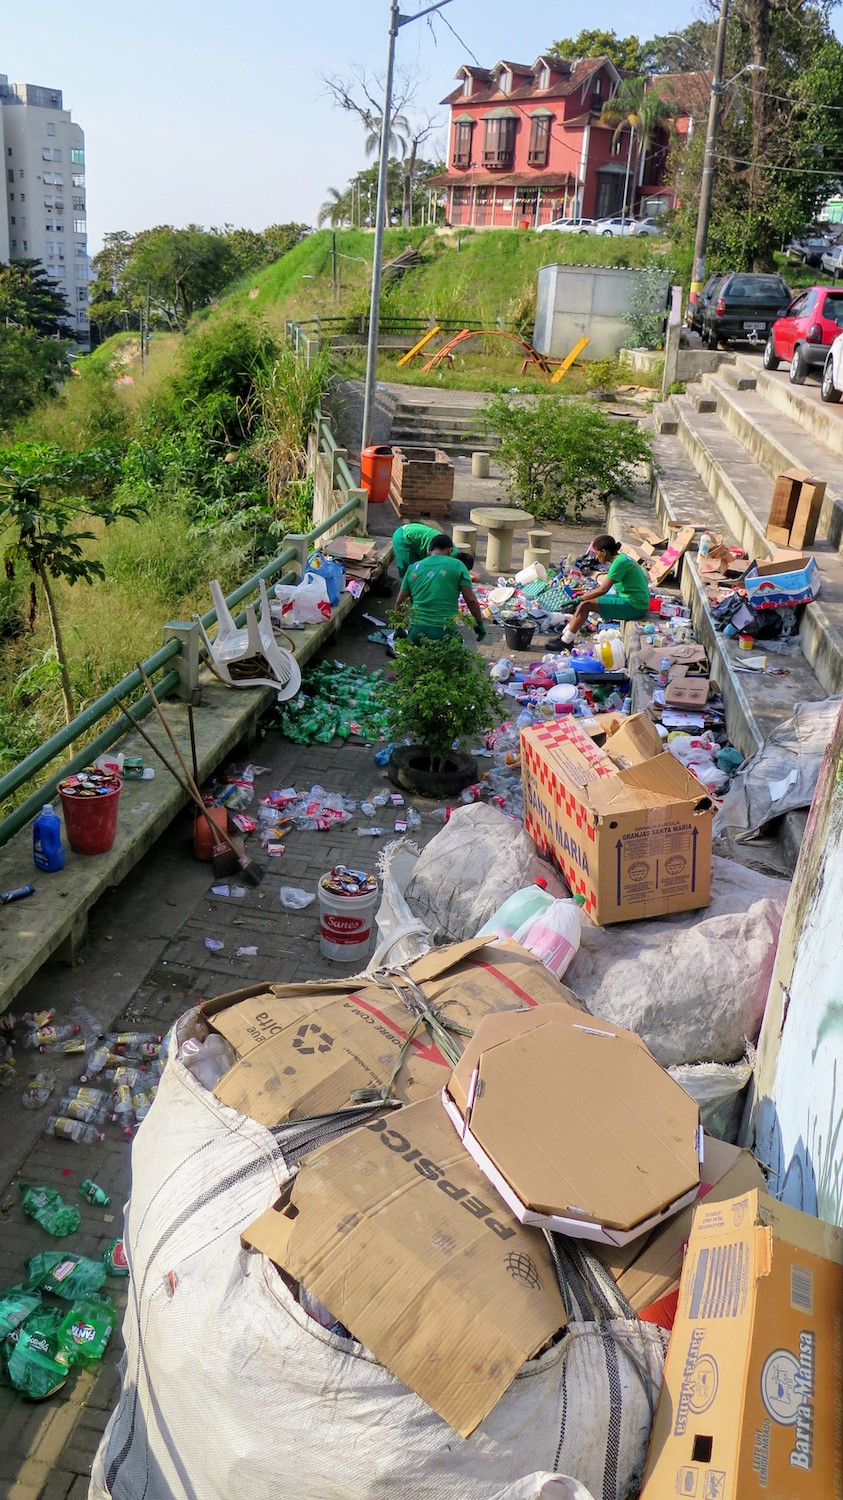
<box><xmin>318</xmin><ymin>875</ymin><xmax>379</xmax><ymax>963</ymax></box>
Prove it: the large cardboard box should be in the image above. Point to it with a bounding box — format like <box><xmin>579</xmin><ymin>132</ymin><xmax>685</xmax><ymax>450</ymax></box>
<box><xmin>442</xmin><ymin>1004</ymin><xmax>701</xmax><ymax>1246</ymax></box>
<box><xmin>242</xmin><ymin>1095</ymin><xmax>567</xmax><ymax>1438</ymax></box>
<box><xmin>789</xmin><ymin>477</ymin><xmax>826</xmax><ymax>550</ymax></box>
<box><xmin>766</xmin><ymin>469</ymin><xmax>826</xmax><ymax>551</ymax></box>
<box><xmin>766</xmin><ymin>467</ymin><xmax>808</xmax><ymax>536</ymax></box>
<box><xmin>744</xmin><ymin>553</ymin><xmax>821</xmax><ymax>610</ymax></box>
<box><xmin>640</xmin><ymin>1190</ymin><xmax>843</xmax><ymax>1499</ymax></box>
<box><xmin>521</xmin><ymin>715</ymin><xmax>714</xmax><ymax>924</ymax></box>
<box><xmin>593</xmin><ymin>1136</ymin><xmax>766</xmax><ymax>1326</ymax></box>
<box><xmin>203</xmin><ymin>940</ymin><xmax>573</xmax><ymax>1126</ymax></box>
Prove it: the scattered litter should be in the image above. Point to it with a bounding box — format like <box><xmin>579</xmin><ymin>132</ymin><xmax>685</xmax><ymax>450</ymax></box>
<box><xmin>236</xmin><ymin>946</ymin><xmax>258</xmax><ymax>958</ymax></box>
<box><xmin>21</xmin><ymin>1070</ymin><xmax>56</xmax><ymax>1110</ymax></box>
<box><xmin>211</xmin><ymin>883</ymin><xmax>247</xmax><ymax>898</ymax></box>
<box><xmin>362</xmin><ymin>613</ymin><xmax>387</xmax><ymax>627</ymax></box>
<box><xmin>204</xmin><ymin>938</ymin><xmax>224</xmax><ymax>952</ymax></box>
<box><xmin>19</xmin><ymin>1184</ymin><xmax>81</xmax><ymax>1238</ymax></box>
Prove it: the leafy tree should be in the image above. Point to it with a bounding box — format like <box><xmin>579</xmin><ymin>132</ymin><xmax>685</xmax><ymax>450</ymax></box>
<box><xmin>0</xmin><ymin>443</ymin><xmax>144</xmax><ymax>722</ymax></box>
<box><xmin>548</xmin><ymin>29</ymin><xmax>644</xmax><ymax>74</ymax></box>
<box><xmin>0</xmin><ymin>327</ymin><xmax>69</xmax><ymax>430</ymax></box>
<box><xmin>0</xmin><ymin>260</ymin><xmax>74</xmax><ymax>338</ymax></box>
<box><xmin>123</xmin><ymin>225</ymin><xmax>234</xmax><ymax>330</ymax></box>
<box><xmin>600</xmin><ymin>79</ymin><xmax>674</xmax><ymax>216</ymax></box>
<box><xmin>380</xmin><ymin>634</ymin><xmax>500</xmax><ymax>767</ymax></box>
<box><xmin>482</xmin><ymin>396</ymin><xmax>652</xmax><ymax>522</ymax></box>
<box><xmin>318</xmin><ymin>187</ymin><xmax>350</xmax><ymax>228</ymax></box>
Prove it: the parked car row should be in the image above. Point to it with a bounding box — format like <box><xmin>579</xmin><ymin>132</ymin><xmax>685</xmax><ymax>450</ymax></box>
<box><xmin>537</xmin><ymin>214</ymin><xmax>664</xmax><ymax>237</ymax></box>
<box><xmin>689</xmin><ymin>269</ymin><xmax>843</xmax><ymax>394</ymax></box>
<box><xmin>689</xmin><ymin>272</ymin><xmax>793</xmax><ymax>349</ymax></box>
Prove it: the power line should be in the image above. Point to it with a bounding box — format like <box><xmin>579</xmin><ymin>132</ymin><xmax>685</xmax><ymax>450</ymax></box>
<box><xmin>751</xmin><ymin>85</ymin><xmax>843</xmax><ymax>114</ymax></box>
<box><xmin>716</xmin><ymin>150</ymin><xmax>843</xmax><ymax>176</ymax></box>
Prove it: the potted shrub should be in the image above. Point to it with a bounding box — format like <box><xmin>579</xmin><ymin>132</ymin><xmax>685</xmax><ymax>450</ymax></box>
<box><xmin>382</xmin><ymin>634</ymin><xmax>501</xmax><ymax>797</ymax></box>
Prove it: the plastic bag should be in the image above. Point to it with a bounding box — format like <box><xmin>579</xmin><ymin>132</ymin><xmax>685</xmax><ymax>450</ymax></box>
<box><xmin>0</xmin><ymin>1284</ymin><xmax>42</xmax><ymax>1338</ymax></box>
<box><xmin>307</xmin><ymin>552</ymin><xmax>345</xmax><ymax>607</ymax></box>
<box><xmin>27</xmin><ymin>1250</ymin><xmax>107</xmax><ymax>1300</ymax></box>
<box><xmin>177</xmin><ymin>1033</ymin><xmax>236</xmax><ymax>1091</ymax></box>
<box><xmin>19</xmin><ymin>1183</ymin><xmax>81</xmax><ymax>1238</ymax></box>
<box><xmin>279</xmin><ymin>886</ymin><xmax>316</xmax><ymax>910</ymax></box>
<box><xmin>668</xmin><ymin>1057</ymin><xmax>754</xmax><ymax>1142</ymax></box>
<box><xmin>513</xmin><ymin>897</ymin><xmax>585</xmax><ymax>980</ymax></box>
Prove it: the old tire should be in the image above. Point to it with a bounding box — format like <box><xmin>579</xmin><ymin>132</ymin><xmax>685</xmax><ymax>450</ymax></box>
<box><xmin>762</xmin><ymin>336</ymin><xmax>780</xmax><ymax>371</ymax></box>
<box><xmin>388</xmin><ymin>745</ymin><xmax>478</xmax><ymax>800</ymax></box>
<box><xmin>789</xmin><ymin>345</ymin><xmax>809</xmax><ymax>385</ymax></box>
<box><xmin>821</xmin><ymin>358</ymin><xmax>842</xmax><ymax>403</ymax></box>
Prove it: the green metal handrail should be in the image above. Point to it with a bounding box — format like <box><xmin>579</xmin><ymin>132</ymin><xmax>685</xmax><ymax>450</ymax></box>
<box><xmin>0</xmin><ymin>418</ymin><xmax>364</xmax><ymax>848</ymax></box>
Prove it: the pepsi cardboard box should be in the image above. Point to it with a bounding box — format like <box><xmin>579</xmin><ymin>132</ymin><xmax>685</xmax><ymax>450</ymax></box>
<box><xmin>640</xmin><ymin>1189</ymin><xmax>843</xmax><ymax>1500</ymax></box>
<box><xmin>521</xmin><ymin>715</ymin><xmax>713</xmax><ymax>925</ymax></box>
<box><xmin>743</xmin><ymin>553</ymin><xmax>821</xmax><ymax>610</ymax></box>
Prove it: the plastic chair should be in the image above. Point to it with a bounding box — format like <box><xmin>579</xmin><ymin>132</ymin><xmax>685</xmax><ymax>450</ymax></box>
<box><xmin>196</xmin><ymin>580</ymin><xmax>301</xmax><ymax>699</ymax></box>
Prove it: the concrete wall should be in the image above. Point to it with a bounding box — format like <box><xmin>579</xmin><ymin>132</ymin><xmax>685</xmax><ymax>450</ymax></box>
<box><xmin>744</xmin><ymin>697</ymin><xmax>843</xmax><ymax>1227</ymax></box>
<box><xmin>620</xmin><ymin>346</ymin><xmax>735</xmax><ymax>381</ymax></box>
<box><xmin>534</xmin><ymin>264</ymin><xmax>670</xmax><ymax>360</ymax></box>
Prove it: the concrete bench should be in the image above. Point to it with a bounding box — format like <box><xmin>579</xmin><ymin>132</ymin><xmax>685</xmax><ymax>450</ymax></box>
<box><xmin>0</xmin><ymin>539</ymin><xmax>394</xmax><ymax>1009</ymax></box>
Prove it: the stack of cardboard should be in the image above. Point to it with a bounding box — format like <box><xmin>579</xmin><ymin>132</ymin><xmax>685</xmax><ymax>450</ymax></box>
<box><xmin>326</xmin><ymin>535</ymin><xmax>382</xmax><ymax>584</ymax></box>
<box><xmin>766</xmin><ymin>467</ymin><xmax>826</xmax><ymax>551</ymax></box>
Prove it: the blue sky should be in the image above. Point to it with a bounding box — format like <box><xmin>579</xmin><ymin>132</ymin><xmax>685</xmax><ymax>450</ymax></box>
<box><xmin>5</xmin><ymin>0</ymin><xmax>713</xmax><ymax>251</ymax></box>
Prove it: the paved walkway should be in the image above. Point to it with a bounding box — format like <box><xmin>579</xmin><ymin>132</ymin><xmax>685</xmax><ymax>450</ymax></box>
<box><xmin>0</xmin><ymin>443</ymin><xmax>645</xmax><ymax>1495</ymax></box>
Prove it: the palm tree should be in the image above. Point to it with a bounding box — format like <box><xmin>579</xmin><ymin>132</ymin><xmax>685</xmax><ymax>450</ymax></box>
<box><xmin>600</xmin><ymin>79</ymin><xmax>673</xmax><ymax>217</ymax></box>
<box><xmin>317</xmin><ymin>187</ymin><xmax>349</xmax><ymax>229</ymax></box>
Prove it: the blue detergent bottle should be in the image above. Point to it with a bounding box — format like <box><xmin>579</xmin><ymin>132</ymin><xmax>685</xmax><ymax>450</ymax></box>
<box><xmin>33</xmin><ymin>803</ymin><xmax>65</xmax><ymax>873</ymax></box>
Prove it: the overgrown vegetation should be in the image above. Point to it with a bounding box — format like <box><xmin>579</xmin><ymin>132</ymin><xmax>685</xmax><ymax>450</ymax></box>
<box><xmin>483</xmin><ymin>395</ymin><xmax>653</xmax><ymax>522</ymax></box>
<box><xmin>381</xmin><ymin>634</ymin><xmax>501</xmax><ymax>766</ymax></box>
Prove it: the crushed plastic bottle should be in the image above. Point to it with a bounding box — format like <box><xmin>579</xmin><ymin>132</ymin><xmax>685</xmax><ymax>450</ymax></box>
<box><xmin>27</xmin><ymin>1250</ymin><xmax>107</xmax><ymax>1300</ymax></box>
<box><xmin>57</xmin><ymin>1292</ymin><xmax>116</xmax><ymax>1366</ymax></box>
<box><xmin>45</xmin><ymin>1115</ymin><xmax>105</xmax><ymax>1145</ymax></box>
<box><xmin>23</xmin><ymin>1023</ymin><xmax>82</xmax><ymax>1053</ymax></box>
<box><xmin>57</xmin><ymin>1088</ymin><xmax>109</xmax><ymax>1124</ymax></box>
<box><xmin>178</xmin><ymin>1032</ymin><xmax>236</xmax><ymax>1090</ymax></box>
<box><xmin>79</xmin><ymin>1180</ymin><xmax>110</xmax><ymax>1207</ymax></box>
<box><xmin>131</xmin><ymin>1089</ymin><xmax>153</xmax><ymax>1122</ymax></box>
<box><xmin>6</xmin><ymin>1308</ymin><xmax>70</xmax><ymax>1398</ymax></box>
<box><xmin>102</xmin><ymin>1239</ymin><xmax>129</xmax><ymax>1277</ymax></box>
<box><xmin>0</xmin><ymin>1284</ymin><xmax>42</xmax><ymax>1338</ymax></box>
<box><xmin>20</xmin><ymin>1070</ymin><xmax>57</xmax><ymax>1110</ymax></box>
<box><xmin>19</xmin><ymin>1183</ymin><xmax>81</xmax><ymax>1239</ymax></box>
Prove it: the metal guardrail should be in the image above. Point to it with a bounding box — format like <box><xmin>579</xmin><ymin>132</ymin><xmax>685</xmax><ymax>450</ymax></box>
<box><xmin>286</xmin><ymin>314</ymin><xmax>511</xmax><ymax>351</ymax></box>
<box><xmin>0</xmin><ymin>410</ymin><xmax>363</xmax><ymax>848</ymax></box>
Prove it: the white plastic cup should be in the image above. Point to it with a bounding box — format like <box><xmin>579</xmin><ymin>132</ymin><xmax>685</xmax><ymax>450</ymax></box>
<box><xmin>514</xmin><ymin>561</ymin><xmax>548</xmax><ymax>586</ymax></box>
<box><xmin>318</xmin><ymin>875</ymin><xmax>379</xmax><ymax>963</ymax></box>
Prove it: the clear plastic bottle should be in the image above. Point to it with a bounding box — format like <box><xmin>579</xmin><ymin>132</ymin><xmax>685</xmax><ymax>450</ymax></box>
<box><xmin>513</xmin><ymin>894</ymin><xmax>586</xmax><ymax>980</ymax></box>
<box><xmin>23</xmin><ymin>1023</ymin><xmax>82</xmax><ymax>1052</ymax></box>
<box><xmin>476</xmin><ymin>879</ymin><xmax>553</xmax><ymax>942</ymax></box>
<box><xmin>57</xmin><ymin>1091</ymin><xmax>108</xmax><ymax>1124</ymax></box>
<box><xmin>45</xmin><ymin>1115</ymin><xmax>105</xmax><ymax>1145</ymax></box>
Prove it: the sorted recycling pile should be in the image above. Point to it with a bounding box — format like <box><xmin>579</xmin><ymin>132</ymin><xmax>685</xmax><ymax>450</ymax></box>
<box><xmin>0</xmin><ymin>1016</ymin><xmax>166</xmax><ymax>1404</ymax></box>
<box><xmin>266</xmin><ymin>662</ymin><xmax>391</xmax><ymax>746</ymax></box>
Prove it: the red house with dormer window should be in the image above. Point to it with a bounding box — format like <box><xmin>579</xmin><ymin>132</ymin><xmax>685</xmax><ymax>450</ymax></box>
<box><xmin>429</xmin><ymin>56</ymin><xmax>706</xmax><ymax>228</ymax></box>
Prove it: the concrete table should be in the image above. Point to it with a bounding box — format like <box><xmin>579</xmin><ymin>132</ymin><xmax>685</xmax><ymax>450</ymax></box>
<box><xmin>470</xmin><ymin>505</ymin><xmax>535</xmax><ymax>573</ymax></box>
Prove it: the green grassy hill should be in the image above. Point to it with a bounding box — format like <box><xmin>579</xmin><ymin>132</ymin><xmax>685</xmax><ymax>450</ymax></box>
<box><xmin>220</xmin><ymin>225</ymin><xmax>683</xmax><ymax>334</ymax></box>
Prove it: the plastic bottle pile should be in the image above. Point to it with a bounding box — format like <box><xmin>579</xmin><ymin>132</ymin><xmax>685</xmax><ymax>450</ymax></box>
<box><xmin>0</xmin><ymin>1243</ymin><xmax>126</xmax><ymax>1399</ymax></box>
<box><xmin>265</xmin><ymin>661</ymin><xmax>391</xmax><ymax>746</ymax></box>
<box><xmin>1</xmin><ymin>1012</ymin><xmax>165</xmax><ymax>1136</ymax></box>
<box><xmin>490</xmin><ymin>630</ymin><xmax>632</xmax><ymax>730</ymax></box>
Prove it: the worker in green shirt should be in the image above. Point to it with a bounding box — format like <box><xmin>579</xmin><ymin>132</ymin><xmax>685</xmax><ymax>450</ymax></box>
<box><xmin>392</xmin><ymin>522</ymin><xmax>448</xmax><ymax>581</ymax></box>
<box><xmin>561</xmin><ymin>533</ymin><xmax>651</xmax><ymax>644</ymax></box>
<box><xmin>396</xmin><ymin>533</ymin><xmax>486</xmax><ymax>644</ymax></box>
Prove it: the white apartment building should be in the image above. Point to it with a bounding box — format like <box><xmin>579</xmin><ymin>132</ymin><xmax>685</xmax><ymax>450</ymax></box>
<box><xmin>0</xmin><ymin>76</ymin><xmax>90</xmax><ymax>346</ymax></box>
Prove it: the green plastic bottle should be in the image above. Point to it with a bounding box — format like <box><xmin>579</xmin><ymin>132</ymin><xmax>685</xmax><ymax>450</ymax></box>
<box><xmin>27</xmin><ymin>1250</ymin><xmax>107</xmax><ymax>1300</ymax></box>
<box><xmin>0</xmin><ymin>1284</ymin><xmax>42</xmax><ymax>1338</ymax></box>
<box><xmin>19</xmin><ymin>1183</ymin><xmax>81</xmax><ymax>1239</ymax></box>
<box><xmin>57</xmin><ymin>1293</ymin><xmax>116</xmax><ymax>1366</ymax></box>
<box><xmin>6</xmin><ymin>1308</ymin><xmax>70</xmax><ymax>1399</ymax></box>
<box><xmin>102</xmin><ymin>1238</ymin><xmax>129</xmax><ymax>1276</ymax></box>
<box><xmin>79</xmin><ymin>1179</ymin><xmax>111</xmax><ymax>1207</ymax></box>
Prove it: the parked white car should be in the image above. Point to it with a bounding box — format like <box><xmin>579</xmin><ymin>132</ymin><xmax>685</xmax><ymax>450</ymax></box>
<box><xmin>536</xmin><ymin>216</ymin><xmax>599</xmax><ymax>233</ymax></box>
<box><xmin>821</xmin><ymin>329</ymin><xmax>843</xmax><ymax>402</ymax></box>
<box><xmin>820</xmin><ymin>243</ymin><xmax>843</xmax><ymax>279</ymax></box>
<box><xmin>596</xmin><ymin>215</ymin><xmax>664</xmax><ymax>238</ymax></box>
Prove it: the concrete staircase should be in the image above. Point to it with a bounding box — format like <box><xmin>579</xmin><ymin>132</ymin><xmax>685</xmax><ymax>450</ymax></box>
<box><xmin>636</xmin><ymin>354</ymin><xmax>843</xmax><ymax>771</ymax></box>
<box><xmin>389</xmin><ymin>395</ymin><xmax>498</xmax><ymax>455</ymax></box>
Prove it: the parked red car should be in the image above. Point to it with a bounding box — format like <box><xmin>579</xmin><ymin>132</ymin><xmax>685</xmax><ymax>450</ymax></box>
<box><xmin>763</xmin><ymin>285</ymin><xmax>843</xmax><ymax>383</ymax></box>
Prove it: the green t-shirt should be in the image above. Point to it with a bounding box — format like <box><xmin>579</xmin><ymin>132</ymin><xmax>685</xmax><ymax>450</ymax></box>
<box><xmin>607</xmin><ymin>552</ymin><xmax>650</xmax><ymax>610</ymax></box>
<box><xmin>405</xmin><ymin>554</ymin><xmax>473</xmax><ymax>630</ymax></box>
<box><xmin>402</xmin><ymin>523</ymin><xmax>442</xmax><ymax>561</ymax></box>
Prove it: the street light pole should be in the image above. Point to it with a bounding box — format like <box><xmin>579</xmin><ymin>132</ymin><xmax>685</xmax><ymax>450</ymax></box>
<box><xmin>360</xmin><ymin>0</ymin><xmax>454</xmax><ymax>454</ymax></box>
<box><xmin>690</xmin><ymin>0</ymin><xmax>730</xmax><ymax>306</ymax></box>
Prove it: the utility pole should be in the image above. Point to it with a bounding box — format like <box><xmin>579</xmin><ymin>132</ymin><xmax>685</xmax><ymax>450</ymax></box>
<box><xmin>689</xmin><ymin>0</ymin><xmax>729</xmax><ymax>305</ymax></box>
<box><xmin>331</xmin><ymin>231</ymin><xmax>338</xmax><ymax>302</ymax></box>
<box><xmin>360</xmin><ymin>0</ymin><xmax>454</xmax><ymax>453</ymax></box>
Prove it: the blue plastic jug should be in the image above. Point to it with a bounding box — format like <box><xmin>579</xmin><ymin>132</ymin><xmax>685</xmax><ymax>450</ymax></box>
<box><xmin>33</xmin><ymin>804</ymin><xmax>65</xmax><ymax>873</ymax></box>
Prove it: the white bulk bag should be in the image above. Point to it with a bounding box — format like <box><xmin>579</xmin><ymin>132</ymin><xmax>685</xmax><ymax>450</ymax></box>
<box><xmin>89</xmin><ymin>1016</ymin><xmax>666</xmax><ymax>1500</ymax></box>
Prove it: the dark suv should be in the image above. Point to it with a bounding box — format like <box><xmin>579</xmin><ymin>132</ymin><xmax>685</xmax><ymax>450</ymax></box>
<box><xmin>700</xmin><ymin>272</ymin><xmax>792</xmax><ymax>348</ymax></box>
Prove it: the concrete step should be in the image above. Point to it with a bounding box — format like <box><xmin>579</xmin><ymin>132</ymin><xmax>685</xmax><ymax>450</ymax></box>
<box><xmin>394</xmin><ymin>402</ymin><xmax>488</xmax><ymax>421</ymax></box>
<box><xmin>653</xmin><ymin>402</ymin><xmax>678</xmax><ymax>435</ymax></box>
<box><xmin>733</xmin><ymin>353</ymin><xmax>843</xmax><ymax>463</ymax></box>
<box><xmin>701</xmin><ymin>373</ymin><xmax>843</xmax><ymax>552</ymax></box>
<box><xmin>669</xmin><ymin>394</ymin><xmax>843</xmax><ymax>694</ymax></box>
<box><xmin>718</xmin><ymin>363</ymin><xmax>757</xmax><ymax>392</ymax></box>
<box><xmin>609</xmin><ymin>487</ymin><xmax>819</xmax><ymax>873</ymax></box>
<box><xmin>688</xmin><ymin>385</ymin><xmax>717</xmax><ymax>413</ymax></box>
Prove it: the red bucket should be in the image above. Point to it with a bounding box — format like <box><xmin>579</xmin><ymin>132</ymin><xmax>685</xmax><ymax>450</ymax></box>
<box><xmin>59</xmin><ymin>779</ymin><xmax>121</xmax><ymax>855</ymax></box>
